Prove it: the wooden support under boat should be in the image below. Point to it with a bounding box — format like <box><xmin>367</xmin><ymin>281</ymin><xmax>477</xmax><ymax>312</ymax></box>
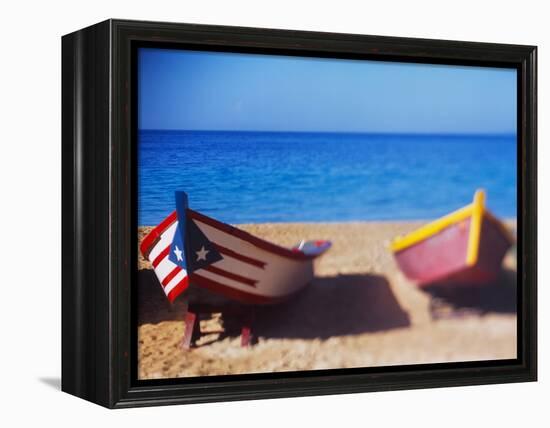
<box><xmin>181</xmin><ymin>304</ymin><xmax>257</xmax><ymax>349</ymax></box>
<box><xmin>181</xmin><ymin>312</ymin><xmax>197</xmax><ymax>350</ymax></box>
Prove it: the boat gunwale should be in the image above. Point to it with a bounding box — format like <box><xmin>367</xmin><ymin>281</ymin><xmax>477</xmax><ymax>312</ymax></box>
<box><xmin>390</xmin><ymin>204</ymin><xmax>474</xmax><ymax>253</ymax></box>
<box><xmin>140</xmin><ymin>208</ymin><xmax>331</xmax><ymax>263</ymax></box>
<box><xmin>187</xmin><ymin>208</ymin><xmax>330</xmax><ymax>261</ymax></box>
<box><xmin>390</xmin><ymin>191</ymin><xmax>515</xmax><ymax>255</ymax></box>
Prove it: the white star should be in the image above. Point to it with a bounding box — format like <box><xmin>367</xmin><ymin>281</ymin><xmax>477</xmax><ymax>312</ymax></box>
<box><xmin>196</xmin><ymin>245</ymin><xmax>209</xmax><ymax>261</ymax></box>
<box><xmin>173</xmin><ymin>245</ymin><xmax>183</xmax><ymax>261</ymax></box>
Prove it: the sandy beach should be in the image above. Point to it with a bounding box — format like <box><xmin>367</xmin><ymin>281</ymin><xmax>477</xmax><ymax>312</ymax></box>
<box><xmin>137</xmin><ymin>221</ymin><xmax>517</xmax><ymax>380</ymax></box>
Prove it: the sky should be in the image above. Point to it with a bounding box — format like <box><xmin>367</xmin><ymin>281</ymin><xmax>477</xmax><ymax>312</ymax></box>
<box><xmin>138</xmin><ymin>47</ymin><xmax>517</xmax><ymax>134</ymax></box>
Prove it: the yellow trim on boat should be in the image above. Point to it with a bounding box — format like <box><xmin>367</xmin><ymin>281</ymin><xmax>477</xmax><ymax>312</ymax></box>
<box><xmin>390</xmin><ymin>203</ymin><xmax>473</xmax><ymax>253</ymax></box>
<box><xmin>465</xmin><ymin>189</ymin><xmax>486</xmax><ymax>266</ymax></box>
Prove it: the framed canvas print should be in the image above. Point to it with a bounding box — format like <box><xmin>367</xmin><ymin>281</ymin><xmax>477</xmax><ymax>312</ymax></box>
<box><xmin>61</xmin><ymin>19</ymin><xmax>537</xmax><ymax>408</ymax></box>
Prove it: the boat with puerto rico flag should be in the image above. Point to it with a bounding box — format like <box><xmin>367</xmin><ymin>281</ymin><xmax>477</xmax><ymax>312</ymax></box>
<box><xmin>139</xmin><ymin>190</ymin><xmax>331</xmax><ymax>347</ymax></box>
<box><xmin>140</xmin><ymin>190</ymin><xmax>331</xmax><ymax>305</ymax></box>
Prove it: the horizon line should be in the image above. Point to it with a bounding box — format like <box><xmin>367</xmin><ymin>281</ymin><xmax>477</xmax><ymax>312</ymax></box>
<box><xmin>139</xmin><ymin>129</ymin><xmax>517</xmax><ymax>137</ymax></box>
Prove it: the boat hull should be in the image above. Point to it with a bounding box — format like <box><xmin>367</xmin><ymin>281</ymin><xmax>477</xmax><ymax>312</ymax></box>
<box><xmin>394</xmin><ymin>214</ymin><xmax>512</xmax><ymax>287</ymax></box>
<box><xmin>187</xmin><ymin>209</ymin><xmax>324</xmax><ymax>304</ymax></box>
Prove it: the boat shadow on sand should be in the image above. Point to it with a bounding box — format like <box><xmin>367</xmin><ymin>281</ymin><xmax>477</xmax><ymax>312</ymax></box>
<box><xmin>422</xmin><ymin>268</ymin><xmax>517</xmax><ymax>318</ymax></box>
<box><xmin>137</xmin><ymin>270</ymin><xmax>410</xmax><ymax>340</ymax></box>
<box><xmin>251</xmin><ymin>274</ymin><xmax>411</xmax><ymax>340</ymax></box>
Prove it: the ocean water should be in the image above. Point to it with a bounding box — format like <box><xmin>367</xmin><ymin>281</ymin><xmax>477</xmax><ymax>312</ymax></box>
<box><xmin>138</xmin><ymin>130</ymin><xmax>517</xmax><ymax>225</ymax></box>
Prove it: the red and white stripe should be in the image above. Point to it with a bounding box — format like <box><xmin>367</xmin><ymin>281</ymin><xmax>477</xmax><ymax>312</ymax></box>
<box><xmin>140</xmin><ymin>211</ymin><xmax>189</xmax><ymax>303</ymax></box>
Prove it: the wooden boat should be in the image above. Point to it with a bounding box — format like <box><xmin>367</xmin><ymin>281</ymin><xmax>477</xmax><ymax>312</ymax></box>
<box><xmin>390</xmin><ymin>190</ymin><xmax>514</xmax><ymax>287</ymax></box>
<box><xmin>185</xmin><ymin>209</ymin><xmax>331</xmax><ymax>304</ymax></box>
<box><xmin>140</xmin><ymin>191</ymin><xmax>332</xmax><ymax>305</ymax></box>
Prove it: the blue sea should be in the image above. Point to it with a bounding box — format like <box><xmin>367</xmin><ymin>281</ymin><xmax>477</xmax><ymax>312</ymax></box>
<box><xmin>138</xmin><ymin>130</ymin><xmax>517</xmax><ymax>225</ymax></box>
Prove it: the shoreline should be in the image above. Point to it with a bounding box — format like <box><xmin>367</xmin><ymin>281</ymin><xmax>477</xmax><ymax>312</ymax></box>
<box><xmin>138</xmin><ymin>217</ymin><xmax>517</xmax><ymax>228</ymax></box>
<box><xmin>136</xmin><ymin>220</ymin><xmax>517</xmax><ymax>379</ymax></box>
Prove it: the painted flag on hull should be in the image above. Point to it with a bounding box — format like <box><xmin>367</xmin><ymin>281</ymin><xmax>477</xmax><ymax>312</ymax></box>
<box><xmin>139</xmin><ymin>192</ymin><xmax>222</xmax><ymax>303</ymax></box>
<box><xmin>139</xmin><ymin>211</ymin><xmax>187</xmax><ymax>302</ymax></box>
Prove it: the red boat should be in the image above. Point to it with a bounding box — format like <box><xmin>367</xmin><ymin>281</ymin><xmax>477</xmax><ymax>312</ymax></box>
<box><xmin>390</xmin><ymin>190</ymin><xmax>514</xmax><ymax>287</ymax></box>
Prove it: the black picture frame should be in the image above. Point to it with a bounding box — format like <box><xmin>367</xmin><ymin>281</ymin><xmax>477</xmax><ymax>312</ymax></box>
<box><xmin>61</xmin><ymin>19</ymin><xmax>537</xmax><ymax>408</ymax></box>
